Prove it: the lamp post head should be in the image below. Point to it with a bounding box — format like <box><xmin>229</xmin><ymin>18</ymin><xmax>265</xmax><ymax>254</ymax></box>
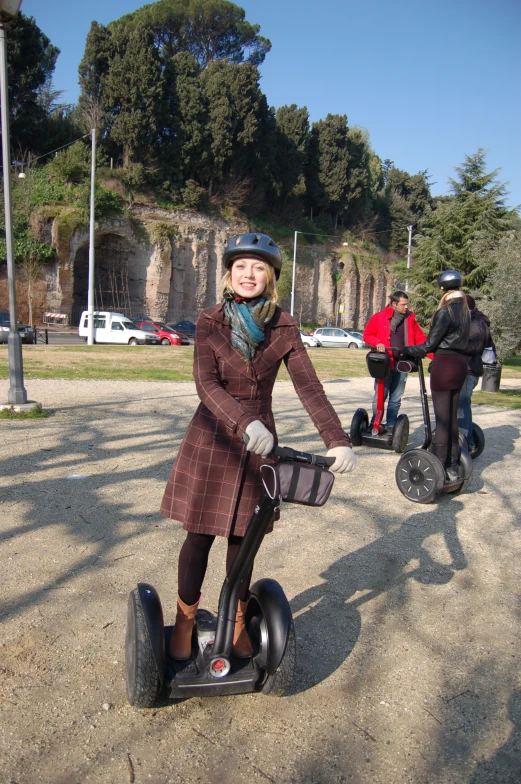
<box><xmin>0</xmin><ymin>0</ymin><xmax>22</xmax><ymax>21</ymax></box>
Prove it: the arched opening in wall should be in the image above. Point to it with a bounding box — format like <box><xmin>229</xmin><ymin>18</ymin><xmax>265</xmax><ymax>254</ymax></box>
<box><xmin>71</xmin><ymin>234</ymin><xmax>143</xmax><ymax>325</ymax></box>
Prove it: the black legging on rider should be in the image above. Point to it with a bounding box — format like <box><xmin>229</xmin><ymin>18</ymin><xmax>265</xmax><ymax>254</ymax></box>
<box><xmin>177</xmin><ymin>532</ymin><xmax>253</xmax><ymax>606</ymax></box>
<box><xmin>430</xmin><ymin>352</ymin><xmax>468</xmax><ymax>468</ymax></box>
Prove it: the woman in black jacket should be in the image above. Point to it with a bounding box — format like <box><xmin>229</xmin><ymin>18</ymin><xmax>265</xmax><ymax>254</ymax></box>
<box><xmin>402</xmin><ymin>271</ymin><xmax>470</xmax><ymax>482</ymax></box>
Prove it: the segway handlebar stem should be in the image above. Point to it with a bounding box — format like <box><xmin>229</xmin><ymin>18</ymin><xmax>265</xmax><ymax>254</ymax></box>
<box><xmin>415</xmin><ymin>359</ymin><xmax>433</xmax><ymax>449</ymax></box>
<box><xmin>211</xmin><ymin>436</ymin><xmax>334</xmax><ymax>659</ymax></box>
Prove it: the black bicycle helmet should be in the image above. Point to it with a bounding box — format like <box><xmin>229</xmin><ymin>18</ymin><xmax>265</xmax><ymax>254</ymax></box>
<box><xmin>437</xmin><ymin>270</ymin><xmax>463</xmax><ymax>290</ymax></box>
<box><xmin>223</xmin><ymin>233</ymin><xmax>283</xmax><ymax>280</ymax></box>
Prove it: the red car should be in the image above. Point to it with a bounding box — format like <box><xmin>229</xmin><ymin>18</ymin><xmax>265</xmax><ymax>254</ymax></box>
<box><xmin>133</xmin><ymin>320</ymin><xmax>183</xmax><ymax>346</ymax></box>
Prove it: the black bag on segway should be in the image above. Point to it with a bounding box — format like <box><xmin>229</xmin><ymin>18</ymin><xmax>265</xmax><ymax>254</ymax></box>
<box><xmin>276</xmin><ymin>462</ymin><xmax>334</xmax><ymax>507</ymax></box>
<box><xmin>366</xmin><ymin>350</ymin><xmax>391</xmax><ymax>379</ymax></box>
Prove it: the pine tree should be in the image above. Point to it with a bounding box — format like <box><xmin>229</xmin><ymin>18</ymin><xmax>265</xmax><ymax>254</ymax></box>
<box><xmin>308</xmin><ymin>114</ymin><xmax>350</xmax><ymax>229</ymax></box>
<box><xmin>410</xmin><ymin>150</ymin><xmax>515</xmax><ymax>322</ymax></box>
<box><xmin>102</xmin><ymin>24</ymin><xmax>165</xmax><ymax>166</ymax></box>
<box><xmin>272</xmin><ymin>104</ymin><xmax>309</xmax><ymax>214</ymax></box>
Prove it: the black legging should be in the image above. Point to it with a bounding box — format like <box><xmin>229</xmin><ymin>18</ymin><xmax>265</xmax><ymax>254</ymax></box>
<box><xmin>431</xmin><ymin>389</ymin><xmax>461</xmax><ymax>467</ymax></box>
<box><xmin>430</xmin><ymin>352</ymin><xmax>468</xmax><ymax>468</ymax></box>
<box><xmin>177</xmin><ymin>532</ymin><xmax>253</xmax><ymax>606</ymax></box>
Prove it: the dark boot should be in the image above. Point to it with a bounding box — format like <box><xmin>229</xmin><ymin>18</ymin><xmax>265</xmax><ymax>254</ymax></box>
<box><xmin>232</xmin><ymin>599</ymin><xmax>254</xmax><ymax>658</ymax></box>
<box><xmin>168</xmin><ymin>595</ymin><xmax>199</xmax><ymax>660</ymax></box>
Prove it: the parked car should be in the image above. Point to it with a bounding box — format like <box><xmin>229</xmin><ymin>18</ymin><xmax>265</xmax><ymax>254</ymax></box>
<box><xmin>78</xmin><ymin>311</ymin><xmax>160</xmax><ymax>345</ymax></box>
<box><xmin>312</xmin><ymin>327</ymin><xmax>365</xmax><ymax>348</ymax></box>
<box><xmin>300</xmin><ymin>331</ymin><xmax>321</xmax><ymax>348</ymax></box>
<box><xmin>167</xmin><ymin>320</ymin><xmax>196</xmax><ymax>338</ymax></box>
<box><xmin>0</xmin><ymin>311</ymin><xmax>35</xmax><ymax>344</ymax></box>
<box><xmin>133</xmin><ymin>320</ymin><xmax>184</xmax><ymax>346</ymax></box>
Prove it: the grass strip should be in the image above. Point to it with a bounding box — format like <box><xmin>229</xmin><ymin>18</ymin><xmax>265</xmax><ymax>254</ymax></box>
<box><xmin>473</xmin><ymin>389</ymin><xmax>521</xmax><ymax>410</ymax></box>
<box><xmin>0</xmin><ymin>407</ymin><xmax>50</xmax><ymax>419</ymax></box>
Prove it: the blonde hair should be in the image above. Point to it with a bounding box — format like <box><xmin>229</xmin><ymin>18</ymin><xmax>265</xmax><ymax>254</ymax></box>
<box><xmin>220</xmin><ymin>258</ymin><xmax>279</xmax><ymax>303</ymax></box>
<box><xmin>431</xmin><ymin>289</ymin><xmax>465</xmax><ymax>325</ymax></box>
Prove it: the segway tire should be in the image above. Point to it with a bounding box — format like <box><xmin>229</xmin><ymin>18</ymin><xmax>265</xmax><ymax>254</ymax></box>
<box><xmin>469</xmin><ymin>424</ymin><xmax>485</xmax><ymax>459</ymax></box>
<box><xmin>395</xmin><ymin>449</ymin><xmax>445</xmax><ymax>503</ymax></box>
<box><xmin>350</xmin><ymin>408</ymin><xmax>368</xmax><ymax>447</ymax></box>
<box><xmin>261</xmin><ymin>619</ymin><xmax>296</xmax><ymax>697</ymax></box>
<box><xmin>126</xmin><ymin>589</ymin><xmax>161</xmax><ymax>708</ymax></box>
<box><xmin>391</xmin><ymin>414</ymin><xmax>409</xmax><ymax>453</ymax></box>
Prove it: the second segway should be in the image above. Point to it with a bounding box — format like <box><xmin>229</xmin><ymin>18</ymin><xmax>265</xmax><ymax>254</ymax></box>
<box><xmin>395</xmin><ymin>359</ymin><xmax>473</xmax><ymax>504</ymax></box>
<box><xmin>350</xmin><ymin>347</ymin><xmax>409</xmax><ymax>453</ymax></box>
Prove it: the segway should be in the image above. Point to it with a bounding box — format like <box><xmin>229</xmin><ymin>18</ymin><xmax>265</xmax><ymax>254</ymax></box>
<box><xmin>125</xmin><ymin>443</ymin><xmax>335</xmax><ymax>708</ymax></box>
<box><xmin>350</xmin><ymin>347</ymin><xmax>409</xmax><ymax>453</ymax></box>
<box><xmin>395</xmin><ymin>359</ymin><xmax>473</xmax><ymax>503</ymax></box>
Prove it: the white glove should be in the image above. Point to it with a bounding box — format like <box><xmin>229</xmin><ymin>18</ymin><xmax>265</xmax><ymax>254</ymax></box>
<box><xmin>244</xmin><ymin>420</ymin><xmax>274</xmax><ymax>457</ymax></box>
<box><xmin>326</xmin><ymin>446</ymin><xmax>357</xmax><ymax>474</ymax></box>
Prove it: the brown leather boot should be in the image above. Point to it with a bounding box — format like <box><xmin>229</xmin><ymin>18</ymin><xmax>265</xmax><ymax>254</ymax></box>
<box><xmin>232</xmin><ymin>599</ymin><xmax>254</xmax><ymax>658</ymax></box>
<box><xmin>168</xmin><ymin>595</ymin><xmax>199</xmax><ymax>660</ymax></box>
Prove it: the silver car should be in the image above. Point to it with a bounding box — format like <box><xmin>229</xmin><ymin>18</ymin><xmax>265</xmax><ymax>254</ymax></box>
<box><xmin>313</xmin><ymin>327</ymin><xmax>364</xmax><ymax>348</ymax></box>
<box><xmin>0</xmin><ymin>311</ymin><xmax>35</xmax><ymax>344</ymax></box>
<box><xmin>300</xmin><ymin>331</ymin><xmax>321</xmax><ymax>348</ymax></box>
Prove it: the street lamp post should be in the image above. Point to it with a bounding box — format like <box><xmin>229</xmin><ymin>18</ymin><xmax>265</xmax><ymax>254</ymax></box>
<box><xmin>0</xmin><ymin>0</ymin><xmax>27</xmax><ymax>404</ymax></box>
<box><xmin>291</xmin><ymin>231</ymin><xmax>299</xmax><ymax>316</ymax></box>
<box><xmin>405</xmin><ymin>224</ymin><xmax>413</xmax><ymax>292</ymax></box>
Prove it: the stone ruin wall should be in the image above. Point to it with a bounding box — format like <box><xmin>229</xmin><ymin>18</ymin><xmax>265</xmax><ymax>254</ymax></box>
<box><xmin>285</xmin><ymin>245</ymin><xmax>393</xmax><ymax>329</ymax></box>
<box><xmin>11</xmin><ymin>207</ymin><xmax>394</xmax><ymax>329</ymax></box>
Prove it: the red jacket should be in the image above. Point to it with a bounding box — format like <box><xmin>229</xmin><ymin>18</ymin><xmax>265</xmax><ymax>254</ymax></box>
<box><xmin>363</xmin><ymin>307</ymin><xmax>427</xmax><ymax>350</ymax></box>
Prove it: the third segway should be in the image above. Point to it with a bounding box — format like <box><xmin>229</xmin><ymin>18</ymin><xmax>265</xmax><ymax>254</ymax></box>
<box><xmin>350</xmin><ymin>347</ymin><xmax>409</xmax><ymax>453</ymax></box>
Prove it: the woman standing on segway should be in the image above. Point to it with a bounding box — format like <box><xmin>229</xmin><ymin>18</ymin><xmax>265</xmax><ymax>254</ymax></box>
<box><xmin>401</xmin><ymin>270</ymin><xmax>470</xmax><ymax>483</ymax></box>
<box><xmin>160</xmin><ymin>233</ymin><xmax>357</xmax><ymax>661</ymax></box>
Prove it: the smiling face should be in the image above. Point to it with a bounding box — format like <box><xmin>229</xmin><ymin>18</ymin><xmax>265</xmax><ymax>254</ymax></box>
<box><xmin>230</xmin><ymin>257</ymin><xmax>268</xmax><ymax>299</ymax></box>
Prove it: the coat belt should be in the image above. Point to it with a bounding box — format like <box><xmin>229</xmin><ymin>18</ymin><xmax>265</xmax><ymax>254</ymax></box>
<box><xmin>232</xmin><ymin>398</ymin><xmax>272</xmax><ymax>414</ymax></box>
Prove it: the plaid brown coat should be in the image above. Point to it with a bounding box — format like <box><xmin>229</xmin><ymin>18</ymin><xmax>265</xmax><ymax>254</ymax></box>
<box><xmin>160</xmin><ymin>303</ymin><xmax>351</xmax><ymax>537</ymax></box>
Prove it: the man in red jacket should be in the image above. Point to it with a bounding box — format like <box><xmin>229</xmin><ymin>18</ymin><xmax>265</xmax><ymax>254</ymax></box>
<box><xmin>362</xmin><ymin>290</ymin><xmax>427</xmax><ymax>433</ymax></box>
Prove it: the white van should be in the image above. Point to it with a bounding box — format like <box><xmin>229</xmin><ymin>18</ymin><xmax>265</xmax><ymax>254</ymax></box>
<box><xmin>78</xmin><ymin>311</ymin><xmax>160</xmax><ymax>345</ymax></box>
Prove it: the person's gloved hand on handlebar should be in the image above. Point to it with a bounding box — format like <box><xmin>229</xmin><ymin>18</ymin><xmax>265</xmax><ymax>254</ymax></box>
<box><xmin>326</xmin><ymin>446</ymin><xmax>357</xmax><ymax>474</ymax></box>
<box><xmin>244</xmin><ymin>420</ymin><xmax>274</xmax><ymax>457</ymax></box>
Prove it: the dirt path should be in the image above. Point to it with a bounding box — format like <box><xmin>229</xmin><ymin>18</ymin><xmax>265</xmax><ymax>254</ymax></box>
<box><xmin>1</xmin><ymin>377</ymin><xmax>520</xmax><ymax>784</ymax></box>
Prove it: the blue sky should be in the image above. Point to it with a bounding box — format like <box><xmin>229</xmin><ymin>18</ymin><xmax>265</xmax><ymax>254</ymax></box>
<box><xmin>22</xmin><ymin>0</ymin><xmax>521</xmax><ymax>209</ymax></box>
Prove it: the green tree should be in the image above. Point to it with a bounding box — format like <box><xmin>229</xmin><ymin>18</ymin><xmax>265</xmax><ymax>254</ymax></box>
<box><xmin>481</xmin><ymin>232</ymin><xmax>521</xmax><ymax>363</ymax></box>
<box><xmin>410</xmin><ymin>150</ymin><xmax>515</xmax><ymax>321</ymax></box>
<box><xmin>272</xmin><ymin>104</ymin><xmax>309</xmax><ymax>213</ymax></box>
<box><xmin>308</xmin><ymin>114</ymin><xmax>350</xmax><ymax>229</ymax></box>
<box><xmin>200</xmin><ymin>59</ymin><xmax>273</xmax><ymax>199</ymax></box>
<box><xmin>102</xmin><ymin>24</ymin><xmax>165</xmax><ymax>166</ymax></box>
<box><xmin>4</xmin><ymin>13</ymin><xmax>60</xmax><ymax>153</ymax></box>
<box><xmin>166</xmin><ymin>52</ymin><xmax>210</xmax><ymax>187</ymax></box>
<box><xmin>117</xmin><ymin>0</ymin><xmax>271</xmax><ymax>67</ymax></box>
<box><xmin>78</xmin><ymin>21</ymin><xmax>112</xmax><ymax>133</ymax></box>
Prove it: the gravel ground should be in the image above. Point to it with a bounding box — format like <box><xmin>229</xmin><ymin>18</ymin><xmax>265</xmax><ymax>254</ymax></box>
<box><xmin>1</xmin><ymin>375</ymin><xmax>520</xmax><ymax>784</ymax></box>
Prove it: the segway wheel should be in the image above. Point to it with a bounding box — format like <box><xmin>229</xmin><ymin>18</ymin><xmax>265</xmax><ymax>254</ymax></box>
<box><xmin>125</xmin><ymin>589</ymin><xmax>161</xmax><ymax>708</ymax></box>
<box><xmin>260</xmin><ymin>619</ymin><xmax>296</xmax><ymax>697</ymax></box>
<box><xmin>469</xmin><ymin>424</ymin><xmax>485</xmax><ymax>459</ymax></box>
<box><xmin>395</xmin><ymin>449</ymin><xmax>445</xmax><ymax>503</ymax></box>
<box><xmin>391</xmin><ymin>414</ymin><xmax>409</xmax><ymax>453</ymax></box>
<box><xmin>350</xmin><ymin>408</ymin><xmax>368</xmax><ymax>447</ymax></box>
